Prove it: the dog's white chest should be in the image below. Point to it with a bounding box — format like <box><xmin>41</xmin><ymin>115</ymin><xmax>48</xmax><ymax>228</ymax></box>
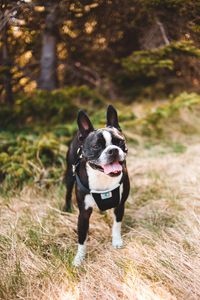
<box><xmin>86</xmin><ymin>163</ymin><xmax>122</xmax><ymax>191</ymax></box>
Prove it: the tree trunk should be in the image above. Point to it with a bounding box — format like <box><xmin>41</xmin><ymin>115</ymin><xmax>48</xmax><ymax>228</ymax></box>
<box><xmin>2</xmin><ymin>9</ymin><xmax>13</xmax><ymax>105</ymax></box>
<box><xmin>38</xmin><ymin>5</ymin><xmax>58</xmax><ymax>90</ymax></box>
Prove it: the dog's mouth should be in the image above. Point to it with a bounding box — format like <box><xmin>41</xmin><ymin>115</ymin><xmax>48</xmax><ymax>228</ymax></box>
<box><xmin>89</xmin><ymin>161</ymin><xmax>123</xmax><ymax>176</ymax></box>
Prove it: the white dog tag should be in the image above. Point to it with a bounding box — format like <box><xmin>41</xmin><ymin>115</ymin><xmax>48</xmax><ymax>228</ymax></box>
<box><xmin>101</xmin><ymin>191</ymin><xmax>112</xmax><ymax>199</ymax></box>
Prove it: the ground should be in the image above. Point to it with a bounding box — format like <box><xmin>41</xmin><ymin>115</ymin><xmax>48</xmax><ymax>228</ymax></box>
<box><xmin>1</xmin><ymin>133</ymin><xmax>200</xmax><ymax>300</ymax></box>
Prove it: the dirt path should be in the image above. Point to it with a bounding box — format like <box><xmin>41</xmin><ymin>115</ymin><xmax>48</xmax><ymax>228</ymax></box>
<box><xmin>1</xmin><ymin>142</ymin><xmax>200</xmax><ymax>300</ymax></box>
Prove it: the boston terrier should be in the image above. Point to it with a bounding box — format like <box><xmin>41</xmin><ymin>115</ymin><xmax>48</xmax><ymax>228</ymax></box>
<box><xmin>64</xmin><ymin>105</ymin><xmax>130</xmax><ymax>266</ymax></box>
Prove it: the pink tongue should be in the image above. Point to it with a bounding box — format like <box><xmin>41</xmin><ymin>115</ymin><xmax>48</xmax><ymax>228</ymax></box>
<box><xmin>102</xmin><ymin>162</ymin><xmax>122</xmax><ymax>175</ymax></box>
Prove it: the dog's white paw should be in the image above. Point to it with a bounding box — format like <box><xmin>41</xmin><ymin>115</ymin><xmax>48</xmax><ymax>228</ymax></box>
<box><xmin>72</xmin><ymin>244</ymin><xmax>86</xmax><ymax>267</ymax></box>
<box><xmin>112</xmin><ymin>237</ymin><xmax>123</xmax><ymax>249</ymax></box>
<box><xmin>112</xmin><ymin>221</ymin><xmax>123</xmax><ymax>248</ymax></box>
<box><xmin>72</xmin><ymin>253</ymin><xmax>85</xmax><ymax>267</ymax></box>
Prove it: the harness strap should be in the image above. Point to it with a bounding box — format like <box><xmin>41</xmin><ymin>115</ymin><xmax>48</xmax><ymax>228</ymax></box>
<box><xmin>75</xmin><ymin>173</ymin><xmax>90</xmax><ymax>194</ymax></box>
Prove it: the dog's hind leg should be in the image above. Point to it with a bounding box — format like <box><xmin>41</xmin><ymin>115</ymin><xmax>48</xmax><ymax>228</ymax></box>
<box><xmin>64</xmin><ymin>165</ymin><xmax>75</xmax><ymax>212</ymax></box>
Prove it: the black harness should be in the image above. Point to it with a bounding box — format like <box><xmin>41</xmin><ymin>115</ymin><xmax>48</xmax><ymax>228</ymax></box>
<box><xmin>73</xmin><ymin>147</ymin><xmax>124</xmax><ymax>211</ymax></box>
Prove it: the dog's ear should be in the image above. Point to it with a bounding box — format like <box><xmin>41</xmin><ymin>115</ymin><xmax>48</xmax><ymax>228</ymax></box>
<box><xmin>77</xmin><ymin>110</ymin><xmax>94</xmax><ymax>140</ymax></box>
<box><xmin>106</xmin><ymin>105</ymin><xmax>121</xmax><ymax>131</ymax></box>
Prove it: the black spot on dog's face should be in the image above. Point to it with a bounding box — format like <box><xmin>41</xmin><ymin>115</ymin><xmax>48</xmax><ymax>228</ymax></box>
<box><xmin>82</xmin><ymin>131</ymin><xmax>106</xmax><ymax>161</ymax></box>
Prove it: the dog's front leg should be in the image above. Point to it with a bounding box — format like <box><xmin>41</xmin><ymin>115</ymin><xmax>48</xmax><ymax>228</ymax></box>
<box><xmin>73</xmin><ymin>206</ymin><xmax>93</xmax><ymax>266</ymax></box>
<box><xmin>112</xmin><ymin>203</ymin><xmax>125</xmax><ymax>248</ymax></box>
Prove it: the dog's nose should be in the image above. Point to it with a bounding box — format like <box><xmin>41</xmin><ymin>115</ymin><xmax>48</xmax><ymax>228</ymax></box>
<box><xmin>108</xmin><ymin>148</ymin><xmax>118</xmax><ymax>156</ymax></box>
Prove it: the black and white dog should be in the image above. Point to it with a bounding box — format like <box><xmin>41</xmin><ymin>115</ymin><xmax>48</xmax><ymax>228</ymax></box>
<box><xmin>64</xmin><ymin>105</ymin><xmax>130</xmax><ymax>266</ymax></box>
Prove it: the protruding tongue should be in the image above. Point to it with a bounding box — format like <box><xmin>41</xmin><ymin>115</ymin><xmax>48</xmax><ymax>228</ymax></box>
<box><xmin>102</xmin><ymin>162</ymin><xmax>122</xmax><ymax>175</ymax></box>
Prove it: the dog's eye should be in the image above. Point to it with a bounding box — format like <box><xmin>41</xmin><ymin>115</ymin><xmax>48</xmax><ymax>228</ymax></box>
<box><xmin>117</xmin><ymin>139</ymin><xmax>125</xmax><ymax>147</ymax></box>
<box><xmin>114</xmin><ymin>139</ymin><xmax>127</xmax><ymax>152</ymax></box>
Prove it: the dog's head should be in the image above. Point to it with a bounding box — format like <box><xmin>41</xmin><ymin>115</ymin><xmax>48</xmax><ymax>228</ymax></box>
<box><xmin>77</xmin><ymin>105</ymin><xmax>128</xmax><ymax>177</ymax></box>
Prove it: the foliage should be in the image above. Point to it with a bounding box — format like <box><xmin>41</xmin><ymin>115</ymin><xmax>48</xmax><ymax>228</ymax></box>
<box><xmin>0</xmin><ymin>131</ymin><xmax>68</xmax><ymax>192</ymax></box>
<box><xmin>119</xmin><ymin>41</ymin><xmax>200</xmax><ymax>98</ymax></box>
<box><xmin>122</xmin><ymin>41</ymin><xmax>200</xmax><ymax>77</ymax></box>
<box><xmin>132</xmin><ymin>92</ymin><xmax>200</xmax><ymax>136</ymax></box>
<box><xmin>0</xmin><ymin>86</ymin><xmax>105</xmax><ymax>129</ymax></box>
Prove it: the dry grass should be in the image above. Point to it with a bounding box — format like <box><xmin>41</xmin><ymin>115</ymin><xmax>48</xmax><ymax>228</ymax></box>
<box><xmin>1</xmin><ymin>117</ymin><xmax>200</xmax><ymax>299</ymax></box>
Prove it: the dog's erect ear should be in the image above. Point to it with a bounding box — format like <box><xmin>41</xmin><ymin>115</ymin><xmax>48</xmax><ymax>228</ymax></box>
<box><xmin>77</xmin><ymin>110</ymin><xmax>94</xmax><ymax>140</ymax></box>
<box><xmin>106</xmin><ymin>105</ymin><xmax>121</xmax><ymax>131</ymax></box>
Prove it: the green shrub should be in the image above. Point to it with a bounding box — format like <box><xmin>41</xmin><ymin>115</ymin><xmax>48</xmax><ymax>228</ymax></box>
<box><xmin>122</xmin><ymin>41</ymin><xmax>200</xmax><ymax>79</ymax></box>
<box><xmin>120</xmin><ymin>41</ymin><xmax>200</xmax><ymax>98</ymax></box>
<box><xmin>135</xmin><ymin>92</ymin><xmax>200</xmax><ymax>136</ymax></box>
<box><xmin>0</xmin><ymin>131</ymin><xmax>69</xmax><ymax>192</ymax></box>
<box><xmin>0</xmin><ymin>86</ymin><xmax>105</xmax><ymax>129</ymax></box>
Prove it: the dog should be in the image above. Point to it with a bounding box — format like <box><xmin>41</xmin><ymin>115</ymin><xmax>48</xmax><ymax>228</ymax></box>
<box><xmin>64</xmin><ymin>105</ymin><xmax>130</xmax><ymax>266</ymax></box>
